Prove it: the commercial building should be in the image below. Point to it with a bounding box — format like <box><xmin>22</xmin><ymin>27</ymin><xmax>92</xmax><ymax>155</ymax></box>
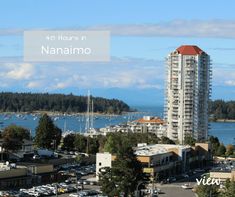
<box><xmin>0</xmin><ymin>162</ymin><xmax>54</xmax><ymax>189</ymax></box>
<box><xmin>134</xmin><ymin>143</ymin><xmax>191</xmax><ymax>179</ymax></box>
<box><xmin>0</xmin><ymin>139</ymin><xmax>34</xmax><ymax>161</ymax></box>
<box><xmin>96</xmin><ymin>142</ymin><xmax>212</xmax><ymax>181</ymax></box>
<box><xmin>164</xmin><ymin>45</ymin><xmax>212</xmax><ymax>144</ymax></box>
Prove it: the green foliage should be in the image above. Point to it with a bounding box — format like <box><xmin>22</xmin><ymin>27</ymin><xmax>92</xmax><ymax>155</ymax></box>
<box><xmin>0</xmin><ymin>92</ymin><xmax>130</xmax><ymax>114</ymax></box>
<box><xmin>196</xmin><ymin>184</ymin><xmax>219</xmax><ymax>197</ymax></box>
<box><xmin>2</xmin><ymin>125</ymin><xmax>30</xmax><ymax>151</ymax></box>
<box><xmin>210</xmin><ymin>100</ymin><xmax>235</xmax><ymax>120</ymax></box>
<box><xmin>209</xmin><ymin>136</ymin><xmax>220</xmax><ymax>155</ymax></box>
<box><xmin>103</xmin><ymin>132</ymin><xmax>160</xmax><ymax>154</ymax></box>
<box><xmin>216</xmin><ymin>143</ymin><xmax>226</xmax><ymax>156</ymax></box>
<box><xmin>99</xmin><ymin>146</ymin><xmax>147</xmax><ymax>196</ymax></box>
<box><xmin>62</xmin><ymin>134</ymin><xmax>75</xmax><ymax>151</ymax></box>
<box><xmin>87</xmin><ymin>137</ymin><xmax>99</xmax><ymax>154</ymax></box>
<box><xmin>74</xmin><ymin>134</ymin><xmax>87</xmax><ymax>153</ymax></box>
<box><xmin>184</xmin><ymin>133</ymin><xmax>196</xmax><ymax>146</ymax></box>
<box><xmin>160</xmin><ymin>136</ymin><xmax>175</xmax><ymax>144</ymax></box>
<box><xmin>225</xmin><ymin>144</ymin><xmax>234</xmax><ymax>157</ymax></box>
<box><xmin>34</xmin><ymin>114</ymin><xmax>62</xmax><ymax>149</ymax></box>
<box><xmin>97</xmin><ymin>135</ymin><xmax>107</xmax><ymax>152</ymax></box>
<box><xmin>220</xmin><ymin>180</ymin><xmax>235</xmax><ymax>197</ymax></box>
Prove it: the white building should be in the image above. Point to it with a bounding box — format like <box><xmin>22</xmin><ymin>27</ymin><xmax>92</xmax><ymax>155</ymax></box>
<box><xmin>96</xmin><ymin>152</ymin><xmax>112</xmax><ymax>180</ymax></box>
<box><xmin>165</xmin><ymin>45</ymin><xmax>212</xmax><ymax>144</ymax></box>
<box><xmin>129</xmin><ymin>116</ymin><xmax>166</xmax><ymax>138</ymax></box>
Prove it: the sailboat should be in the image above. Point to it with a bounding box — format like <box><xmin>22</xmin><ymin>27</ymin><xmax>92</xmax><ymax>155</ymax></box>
<box><xmin>85</xmin><ymin>91</ymin><xmax>97</xmax><ymax>135</ymax></box>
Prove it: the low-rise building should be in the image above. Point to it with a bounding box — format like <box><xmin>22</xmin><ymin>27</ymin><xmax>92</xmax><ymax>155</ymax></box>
<box><xmin>210</xmin><ymin>170</ymin><xmax>235</xmax><ymax>182</ymax></box>
<box><xmin>134</xmin><ymin>143</ymin><xmax>191</xmax><ymax>179</ymax></box>
<box><xmin>98</xmin><ymin>116</ymin><xmax>167</xmax><ymax>137</ymax></box>
<box><xmin>96</xmin><ymin>142</ymin><xmax>212</xmax><ymax>181</ymax></box>
<box><xmin>0</xmin><ymin>162</ymin><xmax>54</xmax><ymax>189</ymax></box>
<box><xmin>96</xmin><ymin>153</ymin><xmax>112</xmax><ymax>180</ymax></box>
<box><xmin>0</xmin><ymin>139</ymin><xmax>34</xmax><ymax>160</ymax></box>
<box><xmin>128</xmin><ymin>116</ymin><xmax>166</xmax><ymax>138</ymax></box>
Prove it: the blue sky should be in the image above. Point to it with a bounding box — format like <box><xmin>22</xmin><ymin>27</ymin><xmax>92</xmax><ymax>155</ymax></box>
<box><xmin>0</xmin><ymin>0</ymin><xmax>235</xmax><ymax>106</ymax></box>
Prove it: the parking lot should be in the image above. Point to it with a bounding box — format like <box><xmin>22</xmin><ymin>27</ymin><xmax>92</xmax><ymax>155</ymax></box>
<box><xmin>0</xmin><ymin>162</ymin><xmax>205</xmax><ymax>197</ymax></box>
<box><xmin>0</xmin><ymin>163</ymin><xmax>100</xmax><ymax>197</ymax></box>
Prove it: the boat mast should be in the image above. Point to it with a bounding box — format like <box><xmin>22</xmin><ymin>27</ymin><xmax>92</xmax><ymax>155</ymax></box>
<box><xmin>91</xmin><ymin>99</ymin><xmax>94</xmax><ymax>130</ymax></box>
<box><xmin>85</xmin><ymin>90</ymin><xmax>90</xmax><ymax>134</ymax></box>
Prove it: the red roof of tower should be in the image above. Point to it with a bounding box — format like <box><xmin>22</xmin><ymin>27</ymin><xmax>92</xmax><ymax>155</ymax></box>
<box><xmin>176</xmin><ymin>45</ymin><xmax>204</xmax><ymax>55</ymax></box>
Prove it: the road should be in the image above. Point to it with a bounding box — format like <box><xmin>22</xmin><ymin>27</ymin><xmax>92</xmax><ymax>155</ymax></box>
<box><xmin>156</xmin><ymin>184</ymin><xmax>196</xmax><ymax>197</ymax></box>
<box><xmin>53</xmin><ymin>184</ymin><xmax>196</xmax><ymax>197</ymax></box>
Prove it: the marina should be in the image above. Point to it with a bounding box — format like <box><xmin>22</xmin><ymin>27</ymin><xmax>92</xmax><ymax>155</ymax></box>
<box><xmin>0</xmin><ymin>106</ymin><xmax>234</xmax><ymax>145</ymax></box>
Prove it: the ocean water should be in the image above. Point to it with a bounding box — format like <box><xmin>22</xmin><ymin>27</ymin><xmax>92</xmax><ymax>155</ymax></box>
<box><xmin>0</xmin><ymin>106</ymin><xmax>234</xmax><ymax>145</ymax></box>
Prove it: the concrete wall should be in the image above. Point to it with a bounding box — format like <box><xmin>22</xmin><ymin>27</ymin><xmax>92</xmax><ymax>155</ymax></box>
<box><xmin>210</xmin><ymin>171</ymin><xmax>233</xmax><ymax>181</ymax></box>
<box><xmin>27</xmin><ymin>164</ymin><xmax>54</xmax><ymax>174</ymax></box>
<box><xmin>0</xmin><ymin>167</ymin><xmax>27</xmax><ymax>179</ymax></box>
<box><xmin>96</xmin><ymin>153</ymin><xmax>112</xmax><ymax>180</ymax></box>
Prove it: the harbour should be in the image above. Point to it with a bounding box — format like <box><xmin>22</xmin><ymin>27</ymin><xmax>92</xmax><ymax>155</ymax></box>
<box><xmin>0</xmin><ymin>106</ymin><xmax>234</xmax><ymax>145</ymax></box>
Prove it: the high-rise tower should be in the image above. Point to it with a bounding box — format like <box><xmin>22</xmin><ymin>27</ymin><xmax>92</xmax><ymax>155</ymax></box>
<box><xmin>164</xmin><ymin>45</ymin><xmax>212</xmax><ymax>144</ymax></box>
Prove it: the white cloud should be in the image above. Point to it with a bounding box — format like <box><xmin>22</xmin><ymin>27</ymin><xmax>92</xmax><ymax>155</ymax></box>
<box><xmin>1</xmin><ymin>57</ymin><xmax>234</xmax><ymax>93</ymax></box>
<box><xmin>1</xmin><ymin>20</ymin><xmax>235</xmax><ymax>39</ymax></box>
<box><xmin>5</xmin><ymin>63</ymin><xmax>35</xmax><ymax>80</ymax></box>
<box><xmin>27</xmin><ymin>81</ymin><xmax>43</xmax><ymax>88</ymax></box>
<box><xmin>225</xmin><ymin>80</ymin><xmax>235</xmax><ymax>86</ymax></box>
<box><xmin>89</xmin><ymin>20</ymin><xmax>235</xmax><ymax>38</ymax></box>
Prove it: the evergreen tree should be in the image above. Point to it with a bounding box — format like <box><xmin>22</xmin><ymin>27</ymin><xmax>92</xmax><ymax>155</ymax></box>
<box><xmin>209</xmin><ymin>136</ymin><xmax>220</xmax><ymax>155</ymax></box>
<box><xmin>74</xmin><ymin>134</ymin><xmax>87</xmax><ymax>152</ymax></box>
<box><xmin>99</xmin><ymin>146</ymin><xmax>146</xmax><ymax>196</ymax></box>
<box><xmin>216</xmin><ymin>144</ymin><xmax>226</xmax><ymax>156</ymax></box>
<box><xmin>34</xmin><ymin>114</ymin><xmax>62</xmax><ymax>149</ymax></box>
<box><xmin>62</xmin><ymin>134</ymin><xmax>75</xmax><ymax>151</ymax></box>
<box><xmin>184</xmin><ymin>133</ymin><xmax>196</xmax><ymax>146</ymax></box>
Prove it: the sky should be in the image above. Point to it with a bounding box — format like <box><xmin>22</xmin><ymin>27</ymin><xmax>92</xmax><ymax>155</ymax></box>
<box><xmin>0</xmin><ymin>0</ymin><xmax>235</xmax><ymax>106</ymax></box>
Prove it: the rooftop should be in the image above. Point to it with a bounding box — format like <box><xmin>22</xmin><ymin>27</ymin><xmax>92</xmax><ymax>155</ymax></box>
<box><xmin>176</xmin><ymin>45</ymin><xmax>204</xmax><ymax>55</ymax></box>
<box><xmin>134</xmin><ymin>144</ymin><xmax>190</xmax><ymax>157</ymax></box>
<box><xmin>134</xmin><ymin>116</ymin><xmax>164</xmax><ymax>124</ymax></box>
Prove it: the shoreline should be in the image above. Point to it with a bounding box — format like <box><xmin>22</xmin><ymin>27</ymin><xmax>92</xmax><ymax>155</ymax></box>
<box><xmin>0</xmin><ymin>110</ymin><xmax>139</xmax><ymax>117</ymax></box>
<box><xmin>212</xmin><ymin>119</ymin><xmax>235</xmax><ymax>123</ymax></box>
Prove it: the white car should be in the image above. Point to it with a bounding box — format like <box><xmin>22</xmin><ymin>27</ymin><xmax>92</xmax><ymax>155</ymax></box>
<box><xmin>69</xmin><ymin>193</ymin><xmax>80</xmax><ymax>197</ymax></box>
<box><xmin>181</xmin><ymin>183</ymin><xmax>192</xmax><ymax>189</ymax></box>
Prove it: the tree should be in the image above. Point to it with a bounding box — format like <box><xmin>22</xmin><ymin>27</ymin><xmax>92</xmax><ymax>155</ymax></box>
<box><xmin>160</xmin><ymin>136</ymin><xmax>175</xmax><ymax>144</ymax></box>
<box><xmin>99</xmin><ymin>145</ymin><xmax>147</xmax><ymax>196</ymax></box>
<box><xmin>2</xmin><ymin>125</ymin><xmax>30</xmax><ymax>151</ymax></box>
<box><xmin>220</xmin><ymin>179</ymin><xmax>235</xmax><ymax>197</ymax></box>
<box><xmin>196</xmin><ymin>184</ymin><xmax>219</xmax><ymax>197</ymax></box>
<box><xmin>74</xmin><ymin>134</ymin><xmax>87</xmax><ymax>152</ymax></box>
<box><xmin>216</xmin><ymin>143</ymin><xmax>226</xmax><ymax>156</ymax></box>
<box><xmin>34</xmin><ymin>114</ymin><xmax>62</xmax><ymax>149</ymax></box>
<box><xmin>0</xmin><ymin>92</ymin><xmax>130</xmax><ymax>114</ymax></box>
<box><xmin>209</xmin><ymin>136</ymin><xmax>220</xmax><ymax>155</ymax></box>
<box><xmin>184</xmin><ymin>133</ymin><xmax>196</xmax><ymax>146</ymax></box>
<box><xmin>97</xmin><ymin>135</ymin><xmax>107</xmax><ymax>152</ymax></box>
<box><xmin>103</xmin><ymin>134</ymin><xmax>119</xmax><ymax>154</ymax></box>
<box><xmin>225</xmin><ymin>144</ymin><xmax>234</xmax><ymax>156</ymax></box>
<box><xmin>87</xmin><ymin>137</ymin><xmax>99</xmax><ymax>154</ymax></box>
<box><xmin>62</xmin><ymin>134</ymin><xmax>75</xmax><ymax>151</ymax></box>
